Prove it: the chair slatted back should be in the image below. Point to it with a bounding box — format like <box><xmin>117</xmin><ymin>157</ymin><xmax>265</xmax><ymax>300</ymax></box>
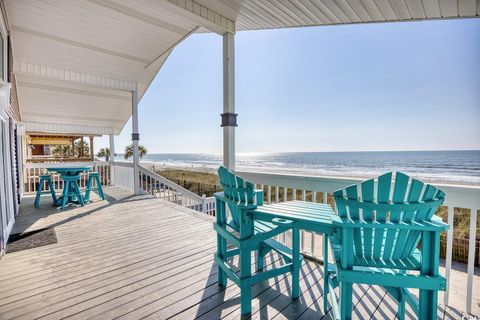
<box><xmin>218</xmin><ymin>166</ymin><xmax>256</xmax><ymax>232</ymax></box>
<box><xmin>333</xmin><ymin>172</ymin><xmax>445</xmax><ymax>261</ymax></box>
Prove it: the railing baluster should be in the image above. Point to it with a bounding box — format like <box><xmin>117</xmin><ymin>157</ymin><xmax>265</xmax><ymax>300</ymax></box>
<box><xmin>444</xmin><ymin>205</ymin><xmax>454</xmax><ymax>305</ymax></box>
<box><xmin>466</xmin><ymin>207</ymin><xmax>478</xmax><ymax>314</ymax></box>
<box><xmin>311</xmin><ymin>231</ymin><xmax>316</xmax><ymax>257</ymax></box>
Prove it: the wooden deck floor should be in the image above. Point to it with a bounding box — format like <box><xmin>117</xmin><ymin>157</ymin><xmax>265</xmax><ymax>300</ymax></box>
<box><xmin>0</xmin><ymin>187</ymin><xmax>475</xmax><ymax>319</ymax></box>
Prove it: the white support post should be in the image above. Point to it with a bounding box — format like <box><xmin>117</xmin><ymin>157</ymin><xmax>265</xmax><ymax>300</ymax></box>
<box><xmin>222</xmin><ymin>32</ymin><xmax>236</xmax><ymax>170</ymax></box>
<box><xmin>16</xmin><ymin>123</ymin><xmax>26</xmax><ymax>197</ymax></box>
<box><xmin>109</xmin><ymin>134</ymin><xmax>115</xmax><ymax>186</ymax></box>
<box><xmin>131</xmin><ymin>88</ymin><xmax>140</xmax><ymax>195</ymax></box>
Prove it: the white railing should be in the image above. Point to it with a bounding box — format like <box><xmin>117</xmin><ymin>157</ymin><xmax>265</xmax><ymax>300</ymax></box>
<box><xmin>203</xmin><ymin>196</ymin><xmax>216</xmax><ymax>216</ymax></box>
<box><xmin>23</xmin><ymin>161</ymin><xmax>111</xmax><ymax>194</ymax></box>
<box><xmin>138</xmin><ymin>165</ymin><xmax>214</xmax><ymax>214</ymax></box>
<box><xmin>113</xmin><ymin>162</ymin><xmax>134</xmax><ymax>193</ymax></box>
<box><xmin>237</xmin><ymin>170</ymin><xmax>480</xmax><ymax>314</ymax></box>
<box><xmin>27</xmin><ymin>159</ymin><xmax>477</xmax><ymax>312</ymax></box>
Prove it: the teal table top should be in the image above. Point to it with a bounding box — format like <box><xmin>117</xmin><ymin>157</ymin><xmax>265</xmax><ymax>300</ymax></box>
<box><xmin>250</xmin><ymin>200</ymin><xmax>340</xmax><ymax>234</ymax></box>
<box><xmin>47</xmin><ymin>166</ymin><xmax>92</xmax><ymax>176</ymax></box>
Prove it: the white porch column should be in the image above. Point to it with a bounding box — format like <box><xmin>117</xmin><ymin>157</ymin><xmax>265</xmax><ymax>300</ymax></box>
<box><xmin>89</xmin><ymin>136</ymin><xmax>94</xmax><ymax>161</ymax></box>
<box><xmin>131</xmin><ymin>88</ymin><xmax>140</xmax><ymax>195</ymax></box>
<box><xmin>16</xmin><ymin>123</ymin><xmax>26</xmax><ymax>196</ymax></box>
<box><xmin>222</xmin><ymin>32</ymin><xmax>236</xmax><ymax>170</ymax></box>
<box><xmin>108</xmin><ymin>133</ymin><xmax>115</xmax><ymax>186</ymax></box>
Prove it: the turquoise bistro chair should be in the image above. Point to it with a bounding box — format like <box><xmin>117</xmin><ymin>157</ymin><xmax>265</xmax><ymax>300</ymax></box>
<box><xmin>85</xmin><ymin>172</ymin><xmax>105</xmax><ymax>202</ymax></box>
<box><xmin>214</xmin><ymin>166</ymin><xmax>302</xmax><ymax>316</ymax></box>
<box><xmin>324</xmin><ymin>172</ymin><xmax>448</xmax><ymax>320</ymax></box>
<box><xmin>34</xmin><ymin>175</ymin><xmax>57</xmax><ymax>208</ymax></box>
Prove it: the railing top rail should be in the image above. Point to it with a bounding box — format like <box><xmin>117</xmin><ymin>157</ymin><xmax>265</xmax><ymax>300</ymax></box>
<box><xmin>138</xmin><ymin>164</ymin><xmax>204</xmax><ymax>202</ymax></box>
<box><xmin>112</xmin><ymin>161</ymin><xmax>134</xmax><ymax>168</ymax></box>
<box><xmin>25</xmin><ymin>161</ymin><xmax>96</xmax><ymax>169</ymax></box>
<box><xmin>237</xmin><ymin>170</ymin><xmax>480</xmax><ymax>208</ymax></box>
<box><xmin>24</xmin><ymin>161</ymin><xmax>110</xmax><ymax>169</ymax></box>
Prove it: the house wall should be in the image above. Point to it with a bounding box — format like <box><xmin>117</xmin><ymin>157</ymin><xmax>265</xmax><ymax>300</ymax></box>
<box><xmin>0</xmin><ymin>4</ymin><xmax>21</xmax><ymax>256</ymax></box>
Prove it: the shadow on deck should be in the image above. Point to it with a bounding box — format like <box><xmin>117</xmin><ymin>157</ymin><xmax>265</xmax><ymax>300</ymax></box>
<box><xmin>0</xmin><ymin>187</ymin><xmax>476</xmax><ymax>319</ymax></box>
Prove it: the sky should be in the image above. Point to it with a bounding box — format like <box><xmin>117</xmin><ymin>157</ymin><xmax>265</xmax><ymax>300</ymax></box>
<box><xmin>95</xmin><ymin>18</ymin><xmax>480</xmax><ymax>154</ymax></box>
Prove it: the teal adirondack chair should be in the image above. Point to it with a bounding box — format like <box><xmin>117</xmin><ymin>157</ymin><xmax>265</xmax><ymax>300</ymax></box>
<box><xmin>324</xmin><ymin>172</ymin><xmax>448</xmax><ymax>320</ymax></box>
<box><xmin>214</xmin><ymin>166</ymin><xmax>302</xmax><ymax>316</ymax></box>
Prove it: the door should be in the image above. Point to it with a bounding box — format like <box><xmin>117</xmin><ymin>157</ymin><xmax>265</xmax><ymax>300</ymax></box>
<box><xmin>0</xmin><ymin>118</ymin><xmax>14</xmax><ymax>254</ymax></box>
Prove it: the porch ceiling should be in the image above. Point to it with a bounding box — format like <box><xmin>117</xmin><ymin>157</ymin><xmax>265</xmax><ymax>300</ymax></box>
<box><xmin>200</xmin><ymin>0</ymin><xmax>479</xmax><ymax>30</ymax></box>
<box><xmin>4</xmin><ymin>0</ymin><xmax>228</xmax><ymax>134</ymax></box>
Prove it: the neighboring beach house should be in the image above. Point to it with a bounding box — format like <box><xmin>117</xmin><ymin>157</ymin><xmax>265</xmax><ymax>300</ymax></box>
<box><xmin>0</xmin><ymin>1</ymin><xmax>479</xmax><ymax>319</ymax></box>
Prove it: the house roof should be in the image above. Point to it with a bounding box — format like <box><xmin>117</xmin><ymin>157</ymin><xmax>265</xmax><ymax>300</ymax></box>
<box><xmin>4</xmin><ymin>0</ymin><xmax>478</xmax><ymax>135</ymax></box>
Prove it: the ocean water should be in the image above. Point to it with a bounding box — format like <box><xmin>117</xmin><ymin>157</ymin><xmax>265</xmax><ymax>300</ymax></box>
<box><xmin>130</xmin><ymin>150</ymin><xmax>480</xmax><ymax>185</ymax></box>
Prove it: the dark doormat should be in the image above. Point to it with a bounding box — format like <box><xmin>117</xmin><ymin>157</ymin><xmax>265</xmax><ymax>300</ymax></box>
<box><xmin>6</xmin><ymin>228</ymin><xmax>57</xmax><ymax>253</ymax></box>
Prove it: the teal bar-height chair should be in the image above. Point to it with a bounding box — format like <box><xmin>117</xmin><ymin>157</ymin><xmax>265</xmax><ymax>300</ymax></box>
<box><xmin>85</xmin><ymin>172</ymin><xmax>105</xmax><ymax>202</ymax></box>
<box><xmin>34</xmin><ymin>175</ymin><xmax>57</xmax><ymax>208</ymax></box>
<box><xmin>214</xmin><ymin>166</ymin><xmax>302</xmax><ymax>317</ymax></box>
<box><xmin>324</xmin><ymin>172</ymin><xmax>448</xmax><ymax>320</ymax></box>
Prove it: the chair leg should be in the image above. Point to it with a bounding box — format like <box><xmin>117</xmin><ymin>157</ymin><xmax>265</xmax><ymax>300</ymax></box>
<box><xmin>217</xmin><ymin>233</ymin><xmax>227</xmax><ymax>287</ymax></box>
<box><xmin>323</xmin><ymin>234</ymin><xmax>330</xmax><ymax>313</ymax></box>
<box><xmin>85</xmin><ymin>176</ymin><xmax>92</xmax><ymax>202</ymax></box>
<box><xmin>34</xmin><ymin>178</ymin><xmax>45</xmax><ymax>208</ymax></box>
<box><xmin>419</xmin><ymin>231</ymin><xmax>439</xmax><ymax>320</ymax></box>
<box><xmin>216</xmin><ymin>199</ymin><xmax>228</xmax><ymax>287</ymax></box>
<box><xmin>95</xmin><ymin>176</ymin><xmax>105</xmax><ymax>200</ymax></box>
<box><xmin>292</xmin><ymin>228</ymin><xmax>300</xmax><ymax>299</ymax></box>
<box><xmin>239</xmin><ymin>248</ymin><xmax>252</xmax><ymax>316</ymax></box>
<box><xmin>398</xmin><ymin>289</ymin><xmax>406</xmax><ymax>320</ymax></box>
<box><xmin>61</xmin><ymin>181</ymin><xmax>70</xmax><ymax>210</ymax></box>
<box><xmin>340</xmin><ymin>282</ymin><xmax>353</xmax><ymax>320</ymax></box>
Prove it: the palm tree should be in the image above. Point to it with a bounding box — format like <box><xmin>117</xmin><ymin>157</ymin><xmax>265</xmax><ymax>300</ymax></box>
<box><xmin>124</xmin><ymin>144</ymin><xmax>147</xmax><ymax>160</ymax></box>
<box><xmin>97</xmin><ymin>147</ymin><xmax>110</xmax><ymax>161</ymax></box>
<box><xmin>74</xmin><ymin>140</ymin><xmax>90</xmax><ymax>158</ymax></box>
<box><xmin>53</xmin><ymin>145</ymin><xmax>70</xmax><ymax>157</ymax></box>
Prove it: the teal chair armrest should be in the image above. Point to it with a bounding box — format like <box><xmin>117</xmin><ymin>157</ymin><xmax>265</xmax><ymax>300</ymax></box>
<box><xmin>254</xmin><ymin>189</ymin><xmax>264</xmax><ymax>205</ymax></box>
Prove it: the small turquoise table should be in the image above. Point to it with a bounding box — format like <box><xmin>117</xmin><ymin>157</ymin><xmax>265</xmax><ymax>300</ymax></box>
<box><xmin>47</xmin><ymin>166</ymin><xmax>92</xmax><ymax>210</ymax></box>
<box><xmin>249</xmin><ymin>200</ymin><xmax>339</xmax><ymax>316</ymax></box>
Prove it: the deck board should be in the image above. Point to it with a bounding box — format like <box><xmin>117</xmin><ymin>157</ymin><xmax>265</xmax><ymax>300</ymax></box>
<box><xmin>0</xmin><ymin>187</ymin><xmax>474</xmax><ymax>319</ymax></box>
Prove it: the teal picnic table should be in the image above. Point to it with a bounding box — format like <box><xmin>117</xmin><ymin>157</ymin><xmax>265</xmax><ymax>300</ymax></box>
<box><xmin>47</xmin><ymin>166</ymin><xmax>92</xmax><ymax>210</ymax></box>
<box><xmin>250</xmin><ymin>200</ymin><xmax>339</xmax><ymax>234</ymax></box>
